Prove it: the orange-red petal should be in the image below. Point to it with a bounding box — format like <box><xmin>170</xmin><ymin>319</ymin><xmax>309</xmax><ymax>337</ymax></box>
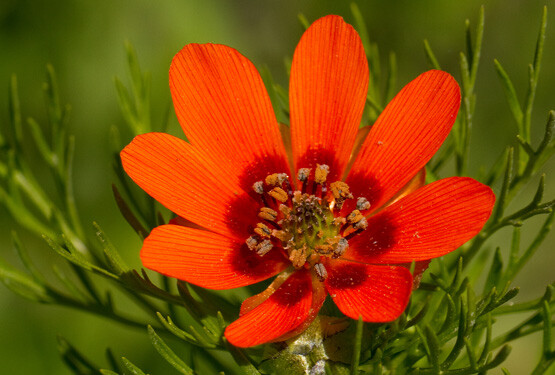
<box><xmin>238</xmin><ymin>271</ymin><xmax>327</xmax><ymax>343</ymax></box>
<box><xmin>170</xmin><ymin>43</ymin><xmax>290</xmax><ymax>190</ymax></box>
<box><xmin>346</xmin><ymin>70</ymin><xmax>460</xmax><ymax>213</ymax></box>
<box><xmin>225</xmin><ymin>269</ymin><xmax>313</xmax><ymax>347</ymax></box>
<box><xmin>272</xmin><ymin>274</ymin><xmax>327</xmax><ymax>342</ymax></box>
<box><xmin>324</xmin><ymin>260</ymin><xmax>413</xmax><ymax>322</ymax></box>
<box><xmin>239</xmin><ymin>270</ymin><xmax>293</xmax><ymax>316</ymax></box>
<box><xmin>141</xmin><ymin>225</ymin><xmax>288</xmax><ymax>289</ymax></box>
<box><xmin>290</xmin><ymin>15</ymin><xmax>369</xmax><ymax>182</ymax></box>
<box><xmin>121</xmin><ymin>132</ymin><xmax>259</xmax><ymax>239</ymax></box>
<box><xmin>344</xmin><ymin>177</ymin><xmax>495</xmax><ymax>264</ymax></box>
<box><xmin>384</xmin><ymin>168</ymin><xmax>426</xmax><ymax>208</ymax></box>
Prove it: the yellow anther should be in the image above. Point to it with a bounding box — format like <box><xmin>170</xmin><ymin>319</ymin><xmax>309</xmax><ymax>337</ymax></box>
<box><xmin>307</xmin><ymin>253</ymin><xmax>320</xmax><ymax>266</ymax></box>
<box><xmin>289</xmin><ymin>246</ymin><xmax>307</xmax><ymax>268</ymax></box>
<box><xmin>258</xmin><ymin>207</ymin><xmax>278</xmax><ymax>221</ymax></box>
<box><xmin>347</xmin><ymin>209</ymin><xmax>364</xmax><ymax>224</ymax></box>
<box><xmin>269</xmin><ymin>187</ymin><xmax>288</xmax><ymax>202</ymax></box>
<box><xmin>333</xmin><ymin>217</ymin><xmax>346</xmax><ymax>226</ymax></box>
<box><xmin>330</xmin><ymin>181</ymin><xmax>353</xmax><ymax>200</ymax></box>
<box><xmin>272</xmin><ymin>229</ymin><xmax>291</xmax><ymax>242</ymax></box>
<box><xmin>254</xmin><ymin>223</ymin><xmax>272</xmax><ymax>238</ymax></box>
<box><xmin>292</xmin><ymin>191</ymin><xmax>303</xmax><ymax>204</ymax></box>
<box><xmin>314</xmin><ymin>244</ymin><xmax>334</xmax><ymax>255</ymax></box>
<box><xmin>330</xmin><ymin>181</ymin><xmax>353</xmax><ymax>209</ymax></box>
<box><xmin>279</xmin><ymin>204</ymin><xmax>292</xmax><ymax>216</ymax></box>
<box><xmin>314</xmin><ymin>164</ymin><xmax>330</xmax><ymax>184</ymax></box>
<box><xmin>346</xmin><ymin>209</ymin><xmax>368</xmax><ymax>230</ymax></box>
<box><xmin>265</xmin><ymin>173</ymin><xmax>288</xmax><ymax>186</ymax></box>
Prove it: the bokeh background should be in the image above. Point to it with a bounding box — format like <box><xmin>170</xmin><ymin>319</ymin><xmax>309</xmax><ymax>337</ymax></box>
<box><xmin>1</xmin><ymin>0</ymin><xmax>554</xmax><ymax>373</ymax></box>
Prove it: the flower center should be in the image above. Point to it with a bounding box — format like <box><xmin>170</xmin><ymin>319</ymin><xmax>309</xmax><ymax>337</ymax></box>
<box><xmin>246</xmin><ymin>164</ymin><xmax>371</xmax><ymax>281</ymax></box>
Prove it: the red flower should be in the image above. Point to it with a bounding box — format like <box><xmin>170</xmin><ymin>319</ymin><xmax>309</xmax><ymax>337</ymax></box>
<box><xmin>121</xmin><ymin>15</ymin><xmax>495</xmax><ymax>348</ymax></box>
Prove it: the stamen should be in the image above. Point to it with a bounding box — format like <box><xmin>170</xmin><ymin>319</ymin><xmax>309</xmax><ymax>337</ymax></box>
<box><xmin>247</xmin><ymin>167</ymin><xmax>366</xmax><ymax>270</ymax></box>
<box><xmin>356</xmin><ymin>197</ymin><xmax>371</xmax><ymax>211</ymax></box>
<box><xmin>353</xmin><ymin>216</ymin><xmax>368</xmax><ymax>230</ymax></box>
<box><xmin>265</xmin><ymin>173</ymin><xmax>288</xmax><ymax>186</ymax></box>
<box><xmin>344</xmin><ymin>226</ymin><xmax>365</xmax><ymax>241</ymax></box>
<box><xmin>254</xmin><ymin>223</ymin><xmax>272</xmax><ymax>238</ymax></box>
<box><xmin>333</xmin><ymin>217</ymin><xmax>346</xmax><ymax>226</ymax></box>
<box><xmin>346</xmin><ymin>209</ymin><xmax>364</xmax><ymax>224</ymax></box>
<box><xmin>307</xmin><ymin>253</ymin><xmax>319</xmax><ymax>266</ymax></box>
<box><xmin>268</xmin><ymin>187</ymin><xmax>288</xmax><ymax>202</ymax></box>
<box><xmin>333</xmin><ymin>238</ymin><xmax>349</xmax><ymax>258</ymax></box>
<box><xmin>279</xmin><ymin>204</ymin><xmax>292</xmax><ymax>217</ymax></box>
<box><xmin>253</xmin><ymin>180</ymin><xmax>269</xmax><ymax>206</ymax></box>
<box><xmin>297</xmin><ymin>168</ymin><xmax>311</xmax><ymax>182</ymax></box>
<box><xmin>246</xmin><ymin>236</ymin><xmax>258</xmax><ymax>251</ymax></box>
<box><xmin>330</xmin><ymin>181</ymin><xmax>353</xmax><ymax>210</ymax></box>
<box><xmin>292</xmin><ymin>191</ymin><xmax>303</xmax><ymax>204</ymax></box>
<box><xmin>252</xmin><ymin>181</ymin><xmax>264</xmax><ymax>194</ymax></box>
<box><xmin>289</xmin><ymin>246</ymin><xmax>307</xmax><ymax>268</ymax></box>
<box><xmin>314</xmin><ymin>164</ymin><xmax>330</xmax><ymax>202</ymax></box>
<box><xmin>283</xmin><ymin>178</ymin><xmax>293</xmax><ymax>198</ymax></box>
<box><xmin>298</xmin><ymin>168</ymin><xmax>311</xmax><ymax>194</ymax></box>
<box><xmin>321</xmin><ymin>182</ymin><xmax>328</xmax><ymax>200</ymax></box>
<box><xmin>314</xmin><ymin>164</ymin><xmax>330</xmax><ymax>184</ymax></box>
<box><xmin>315</xmin><ymin>244</ymin><xmax>333</xmax><ymax>256</ymax></box>
<box><xmin>256</xmin><ymin>240</ymin><xmax>273</xmax><ymax>256</ymax></box>
<box><xmin>258</xmin><ymin>207</ymin><xmax>278</xmax><ymax>221</ymax></box>
<box><xmin>341</xmin><ymin>210</ymin><xmax>368</xmax><ymax>234</ymax></box>
<box><xmin>272</xmin><ymin>229</ymin><xmax>291</xmax><ymax>242</ymax></box>
<box><xmin>314</xmin><ymin>263</ymin><xmax>328</xmax><ymax>281</ymax></box>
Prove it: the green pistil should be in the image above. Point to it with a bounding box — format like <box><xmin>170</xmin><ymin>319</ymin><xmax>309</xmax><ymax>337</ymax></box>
<box><xmin>284</xmin><ymin>193</ymin><xmax>338</xmax><ymax>251</ymax></box>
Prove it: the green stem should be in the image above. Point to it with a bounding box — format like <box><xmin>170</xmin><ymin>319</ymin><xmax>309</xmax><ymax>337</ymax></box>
<box><xmin>53</xmin><ymin>290</ymin><xmax>163</xmax><ymax>332</ymax></box>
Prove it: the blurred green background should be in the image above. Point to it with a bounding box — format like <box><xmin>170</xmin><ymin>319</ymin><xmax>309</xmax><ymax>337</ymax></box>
<box><xmin>1</xmin><ymin>0</ymin><xmax>554</xmax><ymax>373</ymax></box>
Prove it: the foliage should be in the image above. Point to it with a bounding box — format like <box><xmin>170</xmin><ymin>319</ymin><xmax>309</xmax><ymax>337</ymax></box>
<box><xmin>1</xmin><ymin>5</ymin><xmax>554</xmax><ymax>375</ymax></box>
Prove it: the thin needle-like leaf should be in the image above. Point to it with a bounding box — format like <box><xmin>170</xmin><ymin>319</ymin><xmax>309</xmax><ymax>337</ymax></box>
<box><xmin>423</xmin><ymin>40</ymin><xmax>441</xmax><ymax>70</ymax></box>
<box><xmin>494</xmin><ymin>59</ymin><xmax>524</xmax><ymax>127</ymax></box>
<box><xmin>148</xmin><ymin>326</ymin><xmax>194</xmax><ymax>375</ymax></box>
<box><xmin>522</xmin><ymin>6</ymin><xmax>548</xmax><ymax>143</ymax></box>
<box><xmin>350</xmin><ymin>3</ymin><xmax>371</xmax><ymax>59</ymax></box>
